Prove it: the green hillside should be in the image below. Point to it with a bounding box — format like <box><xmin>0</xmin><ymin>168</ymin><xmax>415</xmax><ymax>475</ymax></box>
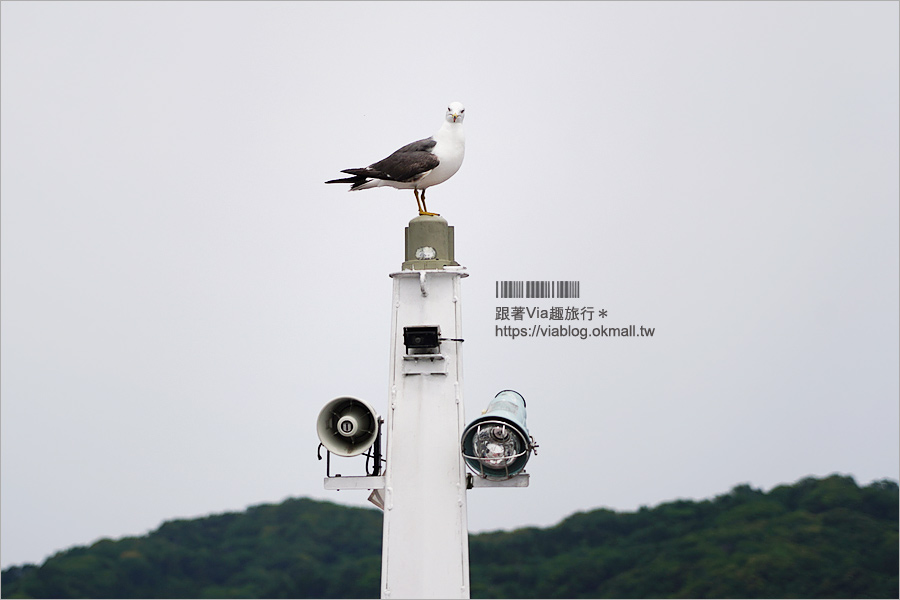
<box><xmin>2</xmin><ymin>474</ymin><xmax>897</xmax><ymax>598</ymax></box>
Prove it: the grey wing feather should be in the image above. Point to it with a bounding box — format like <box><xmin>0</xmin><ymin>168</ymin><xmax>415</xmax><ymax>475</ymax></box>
<box><xmin>392</xmin><ymin>138</ymin><xmax>437</xmax><ymax>154</ymax></box>
<box><xmin>330</xmin><ymin>137</ymin><xmax>440</xmax><ymax>185</ymax></box>
<box><xmin>364</xmin><ymin>137</ymin><xmax>439</xmax><ymax>182</ymax></box>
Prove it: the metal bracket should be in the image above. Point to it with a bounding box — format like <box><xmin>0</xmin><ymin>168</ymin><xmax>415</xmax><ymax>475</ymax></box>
<box><xmin>402</xmin><ymin>354</ymin><xmax>448</xmax><ymax>375</ymax></box>
<box><xmin>317</xmin><ymin>417</ymin><xmax>385</xmax><ymax>478</ymax></box>
<box><xmin>466</xmin><ymin>472</ymin><xmax>530</xmax><ymax>489</ymax></box>
<box><xmin>323</xmin><ymin>475</ymin><xmax>386</xmax><ymax>491</ymax></box>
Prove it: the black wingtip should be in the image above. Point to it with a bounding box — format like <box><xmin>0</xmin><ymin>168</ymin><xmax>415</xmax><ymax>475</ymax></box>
<box><xmin>326</xmin><ymin>175</ymin><xmax>371</xmax><ymax>190</ymax></box>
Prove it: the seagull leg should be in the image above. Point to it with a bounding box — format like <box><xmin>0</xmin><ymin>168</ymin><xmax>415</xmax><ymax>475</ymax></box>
<box><xmin>417</xmin><ymin>189</ymin><xmax>439</xmax><ymax>216</ymax></box>
<box><xmin>414</xmin><ymin>189</ymin><xmax>425</xmax><ymax>214</ymax></box>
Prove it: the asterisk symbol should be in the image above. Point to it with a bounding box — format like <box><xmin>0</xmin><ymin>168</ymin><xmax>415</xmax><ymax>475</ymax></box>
<box><xmin>599</xmin><ymin>309</ymin><xmax>608</xmax><ymax>318</ymax></box>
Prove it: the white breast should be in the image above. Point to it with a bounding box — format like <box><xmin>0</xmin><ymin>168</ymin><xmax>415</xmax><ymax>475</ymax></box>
<box><xmin>417</xmin><ymin>121</ymin><xmax>465</xmax><ymax>190</ymax></box>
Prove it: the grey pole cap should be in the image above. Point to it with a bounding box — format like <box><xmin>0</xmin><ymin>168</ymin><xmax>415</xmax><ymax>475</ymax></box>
<box><xmin>402</xmin><ymin>215</ymin><xmax>459</xmax><ymax>270</ymax></box>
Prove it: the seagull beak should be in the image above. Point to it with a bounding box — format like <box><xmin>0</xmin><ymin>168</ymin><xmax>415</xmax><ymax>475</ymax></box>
<box><xmin>451</xmin><ymin>113</ymin><xmax>459</xmax><ymax>122</ymax></box>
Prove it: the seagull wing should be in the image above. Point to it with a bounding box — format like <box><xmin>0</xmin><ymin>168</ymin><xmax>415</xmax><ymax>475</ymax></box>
<box><xmin>342</xmin><ymin>138</ymin><xmax>439</xmax><ymax>183</ymax></box>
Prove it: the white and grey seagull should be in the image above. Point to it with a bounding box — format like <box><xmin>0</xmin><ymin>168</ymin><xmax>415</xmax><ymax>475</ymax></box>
<box><xmin>326</xmin><ymin>102</ymin><xmax>466</xmax><ymax>216</ymax></box>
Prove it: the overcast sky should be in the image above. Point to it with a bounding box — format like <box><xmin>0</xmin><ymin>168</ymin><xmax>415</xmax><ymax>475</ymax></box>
<box><xmin>2</xmin><ymin>1</ymin><xmax>898</xmax><ymax>570</ymax></box>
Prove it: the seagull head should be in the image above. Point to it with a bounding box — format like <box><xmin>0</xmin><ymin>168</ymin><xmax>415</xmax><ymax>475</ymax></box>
<box><xmin>446</xmin><ymin>102</ymin><xmax>465</xmax><ymax>124</ymax></box>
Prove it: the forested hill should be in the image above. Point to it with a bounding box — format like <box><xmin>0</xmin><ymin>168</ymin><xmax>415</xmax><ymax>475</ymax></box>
<box><xmin>2</xmin><ymin>474</ymin><xmax>897</xmax><ymax>599</ymax></box>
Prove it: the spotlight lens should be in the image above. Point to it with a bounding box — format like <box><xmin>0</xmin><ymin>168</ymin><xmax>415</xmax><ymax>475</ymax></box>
<box><xmin>474</xmin><ymin>424</ymin><xmax>521</xmax><ymax>467</ymax></box>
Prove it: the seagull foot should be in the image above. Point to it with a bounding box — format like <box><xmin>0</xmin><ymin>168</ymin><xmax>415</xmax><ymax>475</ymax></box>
<box><xmin>418</xmin><ymin>210</ymin><xmax>441</xmax><ymax>216</ymax></box>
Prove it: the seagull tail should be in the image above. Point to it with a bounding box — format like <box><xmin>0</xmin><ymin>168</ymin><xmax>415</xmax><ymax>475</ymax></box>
<box><xmin>325</xmin><ymin>174</ymin><xmax>369</xmax><ymax>190</ymax></box>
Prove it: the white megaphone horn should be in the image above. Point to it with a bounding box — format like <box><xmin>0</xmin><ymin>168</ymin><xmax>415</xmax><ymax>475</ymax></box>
<box><xmin>316</xmin><ymin>396</ymin><xmax>380</xmax><ymax>457</ymax></box>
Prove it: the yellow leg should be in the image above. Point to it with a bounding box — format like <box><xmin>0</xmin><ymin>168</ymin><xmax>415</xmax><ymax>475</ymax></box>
<box><xmin>417</xmin><ymin>189</ymin><xmax>439</xmax><ymax>216</ymax></box>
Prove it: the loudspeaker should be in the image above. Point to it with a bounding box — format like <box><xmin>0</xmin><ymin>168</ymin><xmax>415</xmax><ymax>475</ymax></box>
<box><xmin>461</xmin><ymin>390</ymin><xmax>533</xmax><ymax>480</ymax></box>
<box><xmin>317</xmin><ymin>396</ymin><xmax>380</xmax><ymax>457</ymax></box>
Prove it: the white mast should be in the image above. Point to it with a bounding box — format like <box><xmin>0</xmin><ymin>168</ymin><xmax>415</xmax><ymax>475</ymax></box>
<box><xmin>381</xmin><ymin>215</ymin><xmax>470</xmax><ymax>599</ymax></box>
<box><xmin>316</xmin><ymin>214</ymin><xmax>534</xmax><ymax>599</ymax></box>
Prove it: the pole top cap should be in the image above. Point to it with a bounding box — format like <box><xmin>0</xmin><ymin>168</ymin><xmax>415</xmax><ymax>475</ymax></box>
<box><xmin>402</xmin><ymin>215</ymin><xmax>459</xmax><ymax>270</ymax></box>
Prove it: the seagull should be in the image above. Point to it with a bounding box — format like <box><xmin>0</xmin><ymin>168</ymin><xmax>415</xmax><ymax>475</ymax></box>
<box><xmin>326</xmin><ymin>102</ymin><xmax>466</xmax><ymax>216</ymax></box>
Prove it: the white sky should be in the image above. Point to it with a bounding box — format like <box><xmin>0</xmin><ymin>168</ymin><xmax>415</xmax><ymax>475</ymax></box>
<box><xmin>2</xmin><ymin>1</ymin><xmax>898</xmax><ymax>569</ymax></box>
